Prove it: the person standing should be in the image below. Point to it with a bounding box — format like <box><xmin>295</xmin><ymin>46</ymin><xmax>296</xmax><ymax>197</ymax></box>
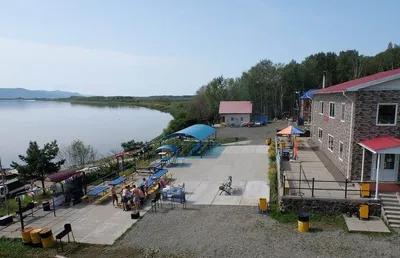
<box><xmin>111</xmin><ymin>185</ymin><xmax>118</xmax><ymax>207</ymax></box>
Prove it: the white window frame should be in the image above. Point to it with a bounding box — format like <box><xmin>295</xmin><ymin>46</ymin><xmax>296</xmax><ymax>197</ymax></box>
<box><xmin>340</xmin><ymin>103</ymin><xmax>345</xmax><ymax>122</ymax></box>
<box><xmin>328</xmin><ymin>134</ymin><xmax>334</xmax><ymax>152</ymax></box>
<box><xmin>318</xmin><ymin>128</ymin><xmax>323</xmax><ymax>142</ymax></box>
<box><xmin>319</xmin><ymin>101</ymin><xmax>324</xmax><ymax>115</ymax></box>
<box><xmin>339</xmin><ymin>141</ymin><xmax>344</xmax><ymax>161</ymax></box>
<box><xmin>329</xmin><ymin>102</ymin><xmax>335</xmax><ymax>119</ymax></box>
<box><xmin>376</xmin><ymin>103</ymin><xmax>398</xmax><ymax>126</ymax></box>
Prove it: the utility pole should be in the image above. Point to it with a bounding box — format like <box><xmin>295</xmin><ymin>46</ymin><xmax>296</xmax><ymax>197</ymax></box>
<box><xmin>0</xmin><ymin>158</ymin><xmax>9</xmax><ymax>215</ymax></box>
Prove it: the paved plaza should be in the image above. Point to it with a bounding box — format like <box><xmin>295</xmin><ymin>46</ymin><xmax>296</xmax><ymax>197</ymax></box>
<box><xmin>0</xmin><ymin>145</ymin><xmax>270</xmax><ymax>245</ymax></box>
<box><xmin>171</xmin><ymin>145</ymin><xmax>270</xmax><ymax>206</ymax></box>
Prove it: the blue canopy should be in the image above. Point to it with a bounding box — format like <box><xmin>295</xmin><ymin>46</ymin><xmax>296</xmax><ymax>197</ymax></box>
<box><xmin>301</xmin><ymin>89</ymin><xmax>317</xmax><ymax>99</ymax></box>
<box><xmin>156</xmin><ymin>145</ymin><xmax>179</xmax><ymax>153</ymax></box>
<box><xmin>161</xmin><ymin>124</ymin><xmax>216</xmax><ymax>142</ymax></box>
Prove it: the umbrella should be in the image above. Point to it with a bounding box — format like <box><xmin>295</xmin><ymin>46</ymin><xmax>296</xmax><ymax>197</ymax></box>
<box><xmin>277</xmin><ymin>126</ymin><xmax>304</xmax><ymax>136</ymax></box>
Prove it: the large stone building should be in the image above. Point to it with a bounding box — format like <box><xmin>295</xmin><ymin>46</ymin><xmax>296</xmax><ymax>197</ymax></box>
<box><xmin>311</xmin><ymin>69</ymin><xmax>400</xmax><ymax>183</ymax></box>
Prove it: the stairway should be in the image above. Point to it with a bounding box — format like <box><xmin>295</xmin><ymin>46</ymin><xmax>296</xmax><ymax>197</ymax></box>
<box><xmin>380</xmin><ymin>193</ymin><xmax>400</xmax><ymax>228</ymax></box>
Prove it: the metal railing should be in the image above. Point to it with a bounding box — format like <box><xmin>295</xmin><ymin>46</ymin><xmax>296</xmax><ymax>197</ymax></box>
<box><xmin>282</xmin><ymin>176</ymin><xmax>361</xmax><ymax>199</ymax></box>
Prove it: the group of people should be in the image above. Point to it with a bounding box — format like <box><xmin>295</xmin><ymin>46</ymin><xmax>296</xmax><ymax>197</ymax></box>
<box><xmin>110</xmin><ymin>176</ymin><xmax>167</xmax><ymax>211</ymax></box>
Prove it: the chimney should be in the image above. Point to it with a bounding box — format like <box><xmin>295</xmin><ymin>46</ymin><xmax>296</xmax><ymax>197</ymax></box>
<box><xmin>322</xmin><ymin>71</ymin><xmax>326</xmax><ymax>89</ymax></box>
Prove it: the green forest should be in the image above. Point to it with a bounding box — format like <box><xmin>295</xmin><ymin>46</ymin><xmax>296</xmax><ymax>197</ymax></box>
<box><xmin>66</xmin><ymin>43</ymin><xmax>400</xmax><ymax>137</ymax></box>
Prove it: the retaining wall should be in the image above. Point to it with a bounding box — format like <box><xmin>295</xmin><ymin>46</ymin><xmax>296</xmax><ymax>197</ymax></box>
<box><xmin>280</xmin><ymin>196</ymin><xmax>381</xmax><ymax>216</ymax></box>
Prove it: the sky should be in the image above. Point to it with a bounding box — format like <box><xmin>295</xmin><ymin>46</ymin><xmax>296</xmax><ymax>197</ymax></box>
<box><xmin>0</xmin><ymin>0</ymin><xmax>398</xmax><ymax>96</ymax></box>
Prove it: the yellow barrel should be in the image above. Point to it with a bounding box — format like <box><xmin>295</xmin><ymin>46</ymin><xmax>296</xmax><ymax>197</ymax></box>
<box><xmin>265</xmin><ymin>138</ymin><xmax>272</xmax><ymax>145</ymax></box>
<box><xmin>30</xmin><ymin>228</ymin><xmax>42</xmax><ymax>246</ymax></box>
<box><xmin>21</xmin><ymin>227</ymin><xmax>33</xmax><ymax>245</ymax></box>
<box><xmin>259</xmin><ymin>198</ymin><xmax>268</xmax><ymax>212</ymax></box>
<box><xmin>298</xmin><ymin>213</ymin><xmax>309</xmax><ymax>232</ymax></box>
<box><xmin>40</xmin><ymin>228</ymin><xmax>55</xmax><ymax>248</ymax></box>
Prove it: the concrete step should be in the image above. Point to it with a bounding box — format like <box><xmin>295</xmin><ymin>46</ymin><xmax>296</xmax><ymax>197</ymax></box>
<box><xmin>383</xmin><ymin>206</ymin><xmax>400</xmax><ymax>211</ymax></box>
<box><xmin>385</xmin><ymin>210</ymin><xmax>400</xmax><ymax>216</ymax></box>
<box><xmin>386</xmin><ymin>214</ymin><xmax>400</xmax><ymax>220</ymax></box>
<box><xmin>388</xmin><ymin>218</ymin><xmax>400</xmax><ymax>224</ymax></box>
<box><xmin>381</xmin><ymin>197</ymin><xmax>399</xmax><ymax>203</ymax></box>
<box><xmin>390</xmin><ymin>224</ymin><xmax>400</xmax><ymax>228</ymax></box>
<box><xmin>379</xmin><ymin>193</ymin><xmax>397</xmax><ymax>198</ymax></box>
<box><xmin>382</xmin><ymin>201</ymin><xmax>400</xmax><ymax>206</ymax></box>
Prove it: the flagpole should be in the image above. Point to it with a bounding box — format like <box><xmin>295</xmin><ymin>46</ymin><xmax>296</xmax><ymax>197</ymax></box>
<box><xmin>0</xmin><ymin>158</ymin><xmax>9</xmax><ymax>215</ymax></box>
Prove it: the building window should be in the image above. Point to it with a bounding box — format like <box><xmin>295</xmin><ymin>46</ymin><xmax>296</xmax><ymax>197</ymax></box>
<box><xmin>384</xmin><ymin>154</ymin><xmax>395</xmax><ymax>169</ymax></box>
<box><xmin>328</xmin><ymin>134</ymin><xmax>334</xmax><ymax>152</ymax></box>
<box><xmin>231</xmin><ymin>117</ymin><xmax>234</xmax><ymax>122</ymax></box>
<box><xmin>319</xmin><ymin>101</ymin><xmax>324</xmax><ymax>114</ymax></box>
<box><xmin>376</xmin><ymin>104</ymin><xmax>398</xmax><ymax>126</ymax></box>
<box><xmin>341</xmin><ymin>103</ymin><xmax>345</xmax><ymax>121</ymax></box>
<box><xmin>221</xmin><ymin>116</ymin><xmax>225</xmax><ymax>123</ymax></box>
<box><xmin>329</xmin><ymin>102</ymin><xmax>335</xmax><ymax>118</ymax></box>
<box><xmin>240</xmin><ymin>117</ymin><xmax>243</xmax><ymax>122</ymax></box>
<box><xmin>339</xmin><ymin>141</ymin><xmax>344</xmax><ymax>160</ymax></box>
<box><xmin>318</xmin><ymin>128</ymin><xmax>323</xmax><ymax>142</ymax></box>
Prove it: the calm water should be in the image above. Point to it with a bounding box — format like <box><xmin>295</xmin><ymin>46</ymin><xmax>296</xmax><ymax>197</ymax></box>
<box><xmin>0</xmin><ymin>100</ymin><xmax>172</xmax><ymax>167</ymax></box>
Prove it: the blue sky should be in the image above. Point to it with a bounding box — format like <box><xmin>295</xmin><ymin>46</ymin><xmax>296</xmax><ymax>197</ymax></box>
<box><xmin>0</xmin><ymin>0</ymin><xmax>398</xmax><ymax>96</ymax></box>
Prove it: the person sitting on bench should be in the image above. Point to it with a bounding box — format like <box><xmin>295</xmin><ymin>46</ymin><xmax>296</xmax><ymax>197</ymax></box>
<box><xmin>219</xmin><ymin>176</ymin><xmax>233</xmax><ymax>195</ymax></box>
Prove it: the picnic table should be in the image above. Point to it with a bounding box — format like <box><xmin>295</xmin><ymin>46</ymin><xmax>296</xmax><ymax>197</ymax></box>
<box><xmin>108</xmin><ymin>177</ymin><xmax>127</xmax><ymax>186</ymax></box>
<box><xmin>87</xmin><ymin>185</ymin><xmax>109</xmax><ymax>203</ymax></box>
<box><xmin>139</xmin><ymin>169</ymin><xmax>169</xmax><ymax>188</ymax></box>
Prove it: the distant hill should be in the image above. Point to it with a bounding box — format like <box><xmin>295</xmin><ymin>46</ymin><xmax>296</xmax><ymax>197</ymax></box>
<box><xmin>0</xmin><ymin>88</ymin><xmax>84</xmax><ymax>99</ymax></box>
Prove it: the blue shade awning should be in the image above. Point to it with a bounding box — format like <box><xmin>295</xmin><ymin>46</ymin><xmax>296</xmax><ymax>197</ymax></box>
<box><xmin>277</xmin><ymin>126</ymin><xmax>304</xmax><ymax>135</ymax></box>
<box><xmin>161</xmin><ymin>124</ymin><xmax>216</xmax><ymax>142</ymax></box>
<box><xmin>301</xmin><ymin>89</ymin><xmax>317</xmax><ymax>99</ymax></box>
<box><xmin>156</xmin><ymin>145</ymin><xmax>179</xmax><ymax>152</ymax></box>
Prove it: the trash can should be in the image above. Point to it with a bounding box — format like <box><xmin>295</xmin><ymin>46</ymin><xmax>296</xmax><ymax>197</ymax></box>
<box><xmin>265</xmin><ymin>138</ymin><xmax>271</xmax><ymax>145</ymax></box>
<box><xmin>298</xmin><ymin>212</ymin><xmax>309</xmax><ymax>232</ymax></box>
<box><xmin>42</xmin><ymin>201</ymin><xmax>50</xmax><ymax>212</ymax></box>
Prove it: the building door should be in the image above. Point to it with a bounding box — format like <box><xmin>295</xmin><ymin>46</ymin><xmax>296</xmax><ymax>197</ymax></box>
<box><xmin>372</xmin><ymin>154</ymin><xmax>399</xmax><ymax>182</ymax></box>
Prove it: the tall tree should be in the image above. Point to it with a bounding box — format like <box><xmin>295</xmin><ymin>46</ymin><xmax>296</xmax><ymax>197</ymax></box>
<box><xmin>11</xmin><ymin>140</ymin><xmax>65</xmax><ymax>193</ymax></box>
<box><xmin>60</xmin><ymin>140</ymin><xmax>98</xmax><ymax>168</ymax></box>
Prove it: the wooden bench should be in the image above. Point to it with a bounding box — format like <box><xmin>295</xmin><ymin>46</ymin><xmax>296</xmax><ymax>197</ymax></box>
<box><xmin>93</xmin><ymin>191</ymin><xmax>112</xmax><ymax>205</ymax></box>
<box><xmin>56</xmin><ymin>223</ymin><xmax>75</xmax><ymax>252</ymax></box>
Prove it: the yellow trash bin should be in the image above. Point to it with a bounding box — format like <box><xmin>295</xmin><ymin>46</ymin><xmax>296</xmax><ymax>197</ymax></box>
<box><xmin>21</xmin><ymin>227</ymin><xmax>33</xmax><ymax>245</ymax></box>
<box><xmin>360</xmin><ymin>183</ymin><xmax>370</xmax><ymax>198</ymax></box>
<box><xmin>40</xmin><ymin>228</ymin><xmax>55</xmax><ymax>248</ymax></box>
<box><xmin>265</xmin><ymin>138</ymin><xmax>272</xmax><ymax>146</ymax></box>
<box><xmin>30</xmin><ymin>228</ymin><xmax>42</xmax><ymax>247</ymax></box>
<box><xmin>259</xmin><ymin>198</ymin><xmax>268</xmax><ymax>213</ymax></box>
<box><xmin>298</xmin><ymin>213</ymin><xmax>309</xmax><ymax>232</ymax></box>
<box><xmin>359</xmin><ymin>204</ymin><xmax>369</xmax><ymax>220</ymax></box>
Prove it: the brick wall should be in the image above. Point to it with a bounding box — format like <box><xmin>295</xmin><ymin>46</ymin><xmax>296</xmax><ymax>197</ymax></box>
<box><xmin>351</xmin><ymin>90</ymin><xmax>400</xmax><ymax>181</ymax></box>
<box><xmin>311</xmin><ymin>93</ymin><xmax>355</xmax><ymax>177</ymax></box>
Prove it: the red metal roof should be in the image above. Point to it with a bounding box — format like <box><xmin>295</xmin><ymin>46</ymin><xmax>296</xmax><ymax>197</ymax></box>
<box><xmin>359</xmin><ymin>136</ymin><xmax>400</xmax><ymax>152</ymax></box>
<box><xmin>46</xmin><ymin>169</ymin><xmax>82</xmax><ymax>183</ymax></box>
<box><xmin>315</xmin><ymin>68</ymin><xmax>400</xmax><ymax>94</ymax></box>
<box><xmin>219</xmin><ymin>101</ymin><xmax>253</xmax><ymax>114</ymax></box>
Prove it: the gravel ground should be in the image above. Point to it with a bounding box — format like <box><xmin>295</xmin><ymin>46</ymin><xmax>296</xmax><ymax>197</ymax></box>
<box><xmin>115</xmin><ymin>205</ymin><xmax>400</xmax><ymax>258</ymax></box>
<box><xmin>216</xmin><ymin>120</ymin><xmax>288</xmax><ymax>145</ymax></box>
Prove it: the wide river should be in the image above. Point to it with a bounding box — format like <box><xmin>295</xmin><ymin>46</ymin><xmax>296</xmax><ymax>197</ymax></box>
<box><xmin>0</xmin><ymin>100</ymin><xmax>173</xmax><ymax>167</ymax></box>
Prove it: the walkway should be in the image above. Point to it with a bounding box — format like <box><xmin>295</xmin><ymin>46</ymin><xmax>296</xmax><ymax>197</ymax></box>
<box><xmin>283</xmin><ymin>140</ymin><xmax>360</xmax><ymax>199</ymax></box>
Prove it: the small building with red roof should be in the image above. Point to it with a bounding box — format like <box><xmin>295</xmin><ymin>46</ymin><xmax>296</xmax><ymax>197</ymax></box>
<box><xmin>310</xmin><ymin>68</ymin><xmax>400</xmax><ymax>187</ymax></box>
<box><xmin>219</xmin><ymin>101</ymin><xmax>253</xmax><ymax>126</ymax></box>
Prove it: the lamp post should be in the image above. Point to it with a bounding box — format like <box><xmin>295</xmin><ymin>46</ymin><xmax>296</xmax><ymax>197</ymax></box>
<box><xmin>294</xmin><ymin>91</ymin><xmax>300</xmax><ymax>124</ymax></box>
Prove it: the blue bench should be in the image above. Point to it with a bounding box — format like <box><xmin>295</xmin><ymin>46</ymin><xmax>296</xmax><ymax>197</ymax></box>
<box><xmin>191</xmin><ymin>143</ymin><xmax>202</xmax><ymax>155</ymax></box>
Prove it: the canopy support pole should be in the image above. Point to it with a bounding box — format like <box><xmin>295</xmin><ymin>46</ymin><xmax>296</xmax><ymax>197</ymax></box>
<box><xmin>375</xmin><ymin>153</ymin><xmax>381</xmax><ymax>200</ymax></box>
<box><xmin>361</xmin><ymin>148</ymin><xmax>365</xmax><ymax>182</ymax></box>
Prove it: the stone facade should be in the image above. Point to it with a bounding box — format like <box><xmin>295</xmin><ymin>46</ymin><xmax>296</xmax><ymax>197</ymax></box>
<box><xmin>311</xmin><ymin>92</ymin><xmax>355</xmax><ymax>177</ymax></box>
<box><xmin>280</xmin><ymin>196</ymin><xmax>381</xmax><ymax>216</ymax></box>
<box><xmin>351</xmin><ymin>90</ymin><xmax>400</xmax><ymax>181</ymax></box>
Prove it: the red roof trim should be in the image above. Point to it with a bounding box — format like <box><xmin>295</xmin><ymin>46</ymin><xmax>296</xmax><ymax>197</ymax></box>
<box><xmin>314</xmin><ymin>69</ymin><xmax>400</xmax><ymax>94</ymax></box>
<box><xmin>359</xmin><ymin>136</ymin><xmax>400</xmax><ymax>152</ymax></box>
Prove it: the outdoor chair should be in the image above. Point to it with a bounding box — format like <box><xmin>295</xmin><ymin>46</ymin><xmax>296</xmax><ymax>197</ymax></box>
<box><xmin>56</xmin><ymin>223</ymin><xmax>75</xmax><ymax>252</ymax></box>
<box><xmin>219</xmin><ymin>176</ymin><xmax>233</xmax><ymax>195</ymax></box>
<box><xmin>151</xmin><ymin>192</ymin><xmax>162</xmax><ymax>213</ymax></box>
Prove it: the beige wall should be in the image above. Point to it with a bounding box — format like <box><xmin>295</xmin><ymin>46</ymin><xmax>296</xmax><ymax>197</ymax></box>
<box><xmin>220</xmin><ymin>113</ymin><xmax>250</xmax><ymax>126</ymax></box>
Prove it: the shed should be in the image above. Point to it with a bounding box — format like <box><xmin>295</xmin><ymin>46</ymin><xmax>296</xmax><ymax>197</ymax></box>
<box><xmin>219</xmin><ymin>101</ymin><xmax>253</xmax><ymax>126</ymax></box>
